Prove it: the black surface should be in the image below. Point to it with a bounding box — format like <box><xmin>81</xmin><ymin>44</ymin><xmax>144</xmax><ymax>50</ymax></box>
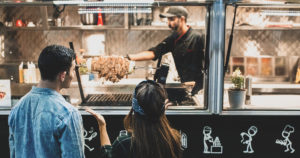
<box><xmin>0</xmin><ymin>115</ymin><xmax>9</xmax><ymax>158</ymax></box>
<box><xmin>82</xmin><ymin>115</ymin><xmax>300</xmax><ymax>158</ymax></box>
<box><xmin>3</xmin><ymin>115</ymin><xmax>300</xmax><ymax>158</ymax></box>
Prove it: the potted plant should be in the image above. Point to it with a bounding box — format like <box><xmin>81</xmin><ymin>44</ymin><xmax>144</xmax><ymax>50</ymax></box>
<box><xmin>228</xmin><ymin>68</ymin><xmax>246</xmax><ymax>109</ymax></box>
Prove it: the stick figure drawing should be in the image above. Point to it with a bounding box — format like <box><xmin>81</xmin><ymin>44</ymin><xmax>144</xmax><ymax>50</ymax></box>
<box><xmin>241</xmin><ymin>126</ymin><xmax>258</xmax><ymax>153</ymax></box>
<box><xmin>275</xmin><ymin>125</ymin><xmax>295</xmax><ymax>153</ymax></box>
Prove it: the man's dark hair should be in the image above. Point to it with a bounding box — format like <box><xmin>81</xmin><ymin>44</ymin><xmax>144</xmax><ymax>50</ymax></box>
<box><xmin>38</xmin><ymin>45</ymin><xmax>75</xmax><ymax>81</ymax></box>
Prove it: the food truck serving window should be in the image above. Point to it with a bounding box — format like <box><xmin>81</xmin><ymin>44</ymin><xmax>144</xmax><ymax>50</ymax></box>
<box><xmin>0</xmin><ymin>4</ymin><xmax>210</xmax><ymax>113</ymax></box>
<box><xmin>223</xmin><ymin>4</ymin><xmax>300</xmax><ymax>110</ymax></box>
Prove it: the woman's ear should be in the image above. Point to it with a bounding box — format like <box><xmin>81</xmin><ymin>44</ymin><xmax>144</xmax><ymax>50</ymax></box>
<box><xmin>58</xmin><ymin>71</ymin><xmax>67</xmax><ymax>82</ymax></box>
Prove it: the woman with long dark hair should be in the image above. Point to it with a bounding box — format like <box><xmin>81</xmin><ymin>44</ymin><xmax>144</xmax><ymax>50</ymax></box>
<box><xmin>86</xmin><ymin>80</ymin><xmax>182</xmax><ymax>158</ymax></box>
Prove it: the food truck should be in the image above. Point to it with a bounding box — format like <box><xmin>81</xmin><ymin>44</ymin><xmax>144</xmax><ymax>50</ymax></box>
<box><xmin>0</xmin><ymin>0</ymin><xmax>300</xmax><ymax>157</ymax></box>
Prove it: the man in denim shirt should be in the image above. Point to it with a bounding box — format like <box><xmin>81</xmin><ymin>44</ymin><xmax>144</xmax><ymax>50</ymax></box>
<box><xmin>8</xmin><ymin>45</ymin><xmax>85</xmax><ymax>158</ymax></box>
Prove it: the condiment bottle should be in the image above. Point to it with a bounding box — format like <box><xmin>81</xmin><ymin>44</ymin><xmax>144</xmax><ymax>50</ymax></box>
<box><xmin>23</xmin><ymin>62</ymin><xmax>29</xmax><ymax>83</ymax></box>
<box><xmin>19</xmin><ymin>62</ymin><xmax>24</xmax><ymax>83</ymax></box>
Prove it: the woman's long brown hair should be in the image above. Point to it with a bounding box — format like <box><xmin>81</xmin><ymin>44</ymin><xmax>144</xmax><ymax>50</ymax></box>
<box><xmin>124</xmin><ymin>81</ymin><xmax>182</xmax><ymax>158</ymax></box>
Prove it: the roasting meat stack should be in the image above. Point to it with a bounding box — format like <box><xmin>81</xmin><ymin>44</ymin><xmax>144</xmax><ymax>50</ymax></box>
<box><xmin>92</xmin><ymin>55</ymin><xmax>130</xmax><ymax>83</ymax></box>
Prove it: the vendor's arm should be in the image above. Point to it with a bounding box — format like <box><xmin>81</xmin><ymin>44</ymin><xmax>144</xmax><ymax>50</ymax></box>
<box><xmin>128</xmin><ymin>34</ymin><xmax>174</xmax><ymax>61</ymax></box>
<box><xmin>127</xmin><ymin>51</ymin><xmax>155</xmax><ymax>61</ymax></box>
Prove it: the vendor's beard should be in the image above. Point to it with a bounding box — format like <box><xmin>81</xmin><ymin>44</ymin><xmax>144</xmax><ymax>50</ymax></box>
<box><xmin>169</xmin><ymin>25</ymin><xmax>178</xmax><ymax>31</ymax></box>
<box><xmin>169</xmin><ymin>22</ymin><xmax>180</xmax><ymax>31</ymax></box>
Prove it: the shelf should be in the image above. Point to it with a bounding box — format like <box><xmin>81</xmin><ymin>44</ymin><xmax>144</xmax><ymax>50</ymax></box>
<box><xmin>130</xmin><ymin>25</ymin><xmax>169</xmax><ymax>30</ymax></box>
<box><xmin>0</xmin><ymin>1</ymin><xmax>212</xmax><ymax>7</ymax></box>
<box><xmin>3</xmin><ymin>25</ymin><xmax>125</xmax><ymax>31</ymax></box>
<box><xmin>228</xmin><ymin>25</ymin><xmax>300</xmax><ymax>30</ymax></box>
<box><xmin>4</xmin><ymin>27</ymin><xmax>46</xmax><ymax>31</ymax></box>
<box><xmin>4</xmin><ymin>25</ymin><xmax>300</xmax><ymax>31</ymax></box>
<box><xmin>234</xmin><ymin>2</ymin><xmax>300</xmax><ymax>8</ymax></box>
<box><xmin>2</xmin><ymin>1</ymin><xmax>300</xmax><ymax>8</ymax></box>
<box><xmin>0</xmin><ymin>1</ymin><xmax>53</xmax><ymax>6</ymax></box>
<box><xmin>3</xmin><ymin>25</ymin><xmax>206</xmax><ymax>31</ymax></box>
<box><xmin>130</xmin><ymin>25</ymin><xmax>205</xmax><ymax>30</ymax></box>
<box><xmin>49</xmin><ymin>25</ymin><xmax>124</xmax><ymax>30</ymax></box>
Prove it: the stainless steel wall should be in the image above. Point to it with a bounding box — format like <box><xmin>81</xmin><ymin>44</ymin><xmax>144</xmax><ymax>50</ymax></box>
<box><xmin>0</xmin><ymin>5</ymin><xmax>299</xmax><ymax>81</ymax></box>
<box><xmin>0</xmin><ymin>5</ymin><xmax>206</xmax><ymax>80</ymax></box>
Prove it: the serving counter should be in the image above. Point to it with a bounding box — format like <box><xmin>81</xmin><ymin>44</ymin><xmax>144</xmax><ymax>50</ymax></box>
<box><xmin>1</xmin><ymin>80</ymin><xmax>300</xmax><ymax>157</ymax></box>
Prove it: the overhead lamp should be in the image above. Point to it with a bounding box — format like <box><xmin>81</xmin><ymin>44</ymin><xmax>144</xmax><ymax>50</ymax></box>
<box><xmin>78</xmin><ymin>7</ymin><xmax>152</xmax><ymax>14</ymax></box>
<box><xmin>54</xmin><ymin>0</ymin><xmax>154</xmax><ymax>7</ymax></box>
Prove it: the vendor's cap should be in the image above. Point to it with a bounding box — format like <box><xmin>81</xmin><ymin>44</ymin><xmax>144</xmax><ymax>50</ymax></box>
<box><xmin>159</xmin><ymin>6</ymin><xmax>188</xmax><ymax>18</ymax></box>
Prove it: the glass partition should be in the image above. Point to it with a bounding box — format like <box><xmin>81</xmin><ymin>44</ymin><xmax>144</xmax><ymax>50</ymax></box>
<box><xmin>0</xmin><ymin>1</ymin><xmax>210</xmax><ymax>113</ymax></box>
<box><xmin>224</xmin><ymin>3</ymin><xmax>300</xmax><ymax>110</ymax></box>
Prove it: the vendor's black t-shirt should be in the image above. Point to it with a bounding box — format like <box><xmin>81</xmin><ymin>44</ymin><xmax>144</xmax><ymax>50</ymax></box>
<box><xmin>149</xmin><ymin>27</ymin><xmax>205</xmax><ymax>93</ymax></box>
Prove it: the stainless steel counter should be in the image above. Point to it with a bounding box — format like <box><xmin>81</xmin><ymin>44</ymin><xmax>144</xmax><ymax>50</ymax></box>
<box><xmin>224</xmin><ymin>82</ymin><xmax>300</xmax><ymax>110</ymax></box>
<box><xmin>8</xmin><ymin>79</ymin><xmax>205</xmax><ymax>113</ymax></box>
<box><xmin>3</xmin><ymin>81</ymin><xmax>300</xmax><ymax>115</ymax></box>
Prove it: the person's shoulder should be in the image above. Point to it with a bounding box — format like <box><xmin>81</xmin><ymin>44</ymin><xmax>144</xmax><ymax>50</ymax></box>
<box><xmin>189</xmin><ymin>28</ymin><xmax>203</xmax><ymax>37</ymax></box>
<box><xmin>56</xmin><ymin>101</ymin><xmax>81</xmax><ymax>120</ymax></box>
<box><xmin>9</xmin><ymin>92</ymin><xmax>33</xmax><ymax>119</ymax></box>
<box><xmin>117</xmin><ymin>135</ymin><xmax>131</xmax><ymax>142</ymax></box>
<box><xmin>111</xmin><ymin>134</ymin><xmax>132</xmax><ymax>157</ymax></box>
<box><xmin>44</xmin><ymin>92</ymin><xmax>78</xmax><ymax>112</ymax></box>
<box><xmin>61</xmin><ymin>101</ymin><xmax>80</xmax><ymax>113</ymax></box>
<box><xmin>11</xmin><ymin>90</ymin><xmax>34</xmax><ymax>108</ymax></box>
<box><xmin>189</xmin><ymin>29</ymin><xmax>204</xmax><ymax>44</ymax></box>
<box><xmin>39</xmin><ymin>94</ymin><xmax>80</xmax><ymax>123</ymax></box>
<box><xmin>8</xmin><ymin>91</ymin><xmax>42</xmax><ymax>127</ymax></box>
<box><xmin>101</xmin><ymin>135</ymin><xmax>132</xmax><ymax>158</ymax></box>
<box><xmin>52</xmin><ymin>103</ymin><xmax>82</xmax><ymax>131</ymax></box>
<box><xmin>113</xmin><ymin>133</ymin><xmax>132</xmax><ymax>148</ymax></box>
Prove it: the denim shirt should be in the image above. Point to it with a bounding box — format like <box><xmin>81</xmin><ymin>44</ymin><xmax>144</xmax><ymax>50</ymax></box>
<box><xmin>8</xmin><ymin>87</ymin><xmax>85</xmax><ymax>158</ymax></box>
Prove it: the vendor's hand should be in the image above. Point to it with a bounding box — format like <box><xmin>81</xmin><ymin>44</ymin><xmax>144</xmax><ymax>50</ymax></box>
<box><xmin>124</xmin><ymin>54</ymin><xmax>131</xmax><ymax>60</ymax></box>
<box><xmin>183</xmin><ymin>81</ymin><xmax>195</xmax><ymax>86</ymax></box>
<box><xmin>85</xmin><ymin>107</ymin><xmax>106</xmax><ymax>127</ymax></box>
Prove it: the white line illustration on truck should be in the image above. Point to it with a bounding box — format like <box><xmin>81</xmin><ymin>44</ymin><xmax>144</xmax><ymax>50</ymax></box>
<box><xmin>275</xmin><ymin>124</ymin><xmax>295</xmax><ymax>153</ymax></box>
<box><xmin>84</xmin><ymin>127</ymin><xmax>98</xmax><ymax>151</ymax></box>
<box><xmin>203</xmin><ymin>126</ymin><xmax>223</xmax><ymax>154</ymax></box>
<box><xmin>180</xmin><ymin>130</ymin><xmax>188</xmax><ymax>150</ymax></box>
<box><xmin>241</xmin><ymin>126</ymin><xmax>258</xmax><ymax>153</ymax></box>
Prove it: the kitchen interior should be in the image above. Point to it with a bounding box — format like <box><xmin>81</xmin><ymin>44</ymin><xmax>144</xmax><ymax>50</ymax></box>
<box><xmin>0</xmin><ymin>1</ymin><xmax>208</xmax><ymax>112</ymax></box>
<box><xmin>0</xmin><ymin>0</ymin><xmax>299</xmax><ymax>112</ymax></box>
<box><xmin>224</xmin><ymin>3</ymin><xmax>300</xmax><ymax>110</ymax></box>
